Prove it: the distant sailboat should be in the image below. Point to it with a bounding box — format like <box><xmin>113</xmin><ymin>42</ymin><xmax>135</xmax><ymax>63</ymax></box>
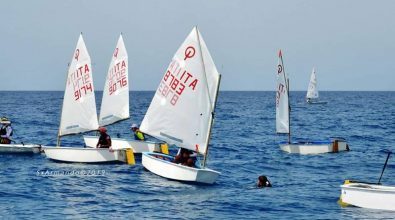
<box><xmin>339</xmin><ymin>152</ymin><xmax>395</xmax><ymax>211</ymax></box>
<box><xmin>0</xmin><ymin>117</ymin><xmax>41</xmax><ymax>154</ymax></box>
<box><xmin>83</xmin><ymin>34</ymin><xmax>161</xmax><ymax>153</ymax></box>
<box><xmin>43</xmin><ymin>34</ymin><xmax>127</xmax><ymax>163</ymax></box>
<box><xmin>306</xmin><ymin>68</ymin><xmax>327</xmax><ymax>104</ymax></box>
<box><xmin>276</xmin><ymin>50</ymin><xmax>349</xmax><ymax>154</ymax></box>
<box><xmin>141</xmin><ymin>27</ymin><xmax>221</xmax><ymax>184</ymax></box>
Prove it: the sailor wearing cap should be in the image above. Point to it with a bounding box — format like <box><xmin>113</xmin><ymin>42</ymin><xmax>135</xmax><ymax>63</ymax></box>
<box><xmin>0</xmin><ymin>117</ymin><xmax>13</xmax><ymax>144</ymax></box>
<box><xmin>96</xmin><ymin>127</ymin><xmax>112</xmax><ymax>148</ymax></box>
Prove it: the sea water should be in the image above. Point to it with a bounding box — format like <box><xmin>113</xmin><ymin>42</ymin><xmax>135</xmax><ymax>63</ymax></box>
<box><xmin>0</xmin><ymin>91</ymin><xmax>394</xmax><ymax>219</ymax></box>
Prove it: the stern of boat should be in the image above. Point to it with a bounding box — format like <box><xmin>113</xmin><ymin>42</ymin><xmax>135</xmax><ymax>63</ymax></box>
<box><xmin>142</xmin><ymin>152</ymin><xmax>220</xmax><ymax>184</ymax></box>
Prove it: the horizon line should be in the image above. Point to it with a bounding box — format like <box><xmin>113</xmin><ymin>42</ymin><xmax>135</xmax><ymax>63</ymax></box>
<box><xmin>1</xmin><ymin>90</ymin><xmax>394</xmax><ymax>92</ymax></box>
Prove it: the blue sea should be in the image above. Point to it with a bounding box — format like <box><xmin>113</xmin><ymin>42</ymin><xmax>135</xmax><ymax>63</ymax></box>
<box><xmin>0</xmin><ymin>91</ymin><xmax>394</xmax><ymax>219</ymax></box>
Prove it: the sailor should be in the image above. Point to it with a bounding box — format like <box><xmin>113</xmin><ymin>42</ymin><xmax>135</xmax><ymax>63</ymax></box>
<box><xmin>173</xmin><ymin>148</ymin><xmax>197</xmax><ymax>167</ymax></box>
<box><xmin>0</xmin><ymin>117</ymin><xmax>13</xmax><ymax>144</ymax></box>
<box><xmin>257</xmin><ymin>175</ymin><xmax>272</xmax><ymax>188</ymax></box>
<box><xmin>96</xmin><ymin>127</ymin><xmax>112</xmax><ymax>148</ymax></box>
<box><xmin>130</xmin><ymin>124</ymin><xmax>145</xmax><ymax>141</ymax></box>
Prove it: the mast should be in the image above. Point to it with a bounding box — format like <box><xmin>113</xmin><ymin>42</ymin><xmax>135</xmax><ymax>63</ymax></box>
<box><xmin>195</xmin><ymin>26</ymin><xmax>220</xmax><ymax>168</ymax></box>
<box><xmin>287</xmin><ymin>77</ymin><xmax>291</xmax><ymax>144</ymax></box>
<box><xmin>57</xmin><ymin>62</ymin><xmax>71</xmax><ymax>146</ymax></box>
<box><xmin>203</xmin><ymin>75</ymin><xmax>221</xmax><ymax>168</ymax></box>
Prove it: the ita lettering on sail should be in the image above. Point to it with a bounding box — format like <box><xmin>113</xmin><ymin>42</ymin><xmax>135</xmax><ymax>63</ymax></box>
<box><xmin>157</xmin><ymin>46</ymin><xmax>199</xmax><ymax>106</ymax></box>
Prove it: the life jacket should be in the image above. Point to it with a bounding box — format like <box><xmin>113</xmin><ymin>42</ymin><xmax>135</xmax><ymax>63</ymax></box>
<box><xmin>134</xmin><ymin>131</ymin><xmax>145</xmax><ymax>141</ymax></box>
<box><xmin>98</xmin><ymin>133</ymin><xmax>111</xmax><ymax>147</ymax></box>
<box><xmin>0</xmin><ymin>125</ymin><xmax>12</xmax><ymax>136</ymax></box>
<box><xmin>0</xmin><ymin>126</ymin><xmax>6</xmax><ymax>135</ymax></box>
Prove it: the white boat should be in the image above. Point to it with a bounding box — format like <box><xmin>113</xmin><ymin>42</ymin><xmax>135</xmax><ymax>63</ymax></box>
<box><xmin>276</xmin><ymin>50</ymin><xmax>349</xmax><ymax>154</ymax></box>
<box><xmin>82</xmin><ymin>34</ymin><xmax>161</xmax><ymax>153</ymax></box>
<box><xmin>142</xmin><ymin>152</ymin><xmax>220</xmax><ymax>184</ymax></box>
<box><xmin>83</xmin><ymin>136</ymin><xmax>160</xmax><ymax>152</ymax></box>
<box><xmin>0</xmin><ymin>143</ymin><xmax>41</xmax><ymax>154</ymax></box>
<box><xmin>43</xmin><ymin>146</ymin><xmax>126</xmax><ymax>163</ymax></box>
<box><xmin>340</xmin><ymin>182</ymin><xmax>395</xmax><ymax>211</ymax></box>
<box><xmin>306</xmin><ymin>68</ymin><xmax>327</xmax><ymax>104</ymax></box>
<box><xmin>279</xmin><ymin>138</ymin><xmax>348</xmax><ymax>154</ymax></box>
<box><xmin>339</xmin><ymin>152</ymin><xmax>395</xmax><ymax>211</ymax></box>
<box><xmin>141</xmin><ymin>27</ymin><xmax>221</xmax><ymax>184</ymax></box>
<box><xmin>43</xmin><ymin>34</ymin><xmax>125</xmax><ymax>163</ymax></box>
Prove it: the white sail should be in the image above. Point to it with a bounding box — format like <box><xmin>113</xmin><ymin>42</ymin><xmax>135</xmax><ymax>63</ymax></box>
<box><xmin>59</xmin><ymin>34</ymin><xmax>99</xmax><ymax>136</ymax></box>
<box><xmin>140</xmin><ymin>27</ymin><xmax>220</xmax><ymax>155</ymax></box>
<box><xmin>306</xmin><ymin>68</ymin><xmax>319</xmax><ymax>99</ymax></box>
<box><xmin>276</xmin><ymin>50</ymin><xmax>289</xmax><ymax>134</ymax></box>
<box><xmin>99</xmin><ymin>34</ymin><xmax>129</xmax><ymax>126</ymax></box>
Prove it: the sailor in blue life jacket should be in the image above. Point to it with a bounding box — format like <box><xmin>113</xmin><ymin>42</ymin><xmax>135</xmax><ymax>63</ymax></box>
<box><xmin>173</xmin><ymin>148</ymin><xmax>197</xmax><ymax>167</ymax></box>
<box><xmin>96</xmin><ymin>127</ymin><xmax>112</xmax><ymax>148</ymax></box>
<box><xmin>0</xmin><ymin>117</ymin><xmax>13</xmax><ymax>144</ymax></box>
<box><xmin>130</xmin><ymin>124</ymin><xmax>145</xmax><ymax>141</ymax></box>
<box><xmin>257</xmin><ymin>175</ymin><xmax>272</xmax><ymax>188</ymax></box>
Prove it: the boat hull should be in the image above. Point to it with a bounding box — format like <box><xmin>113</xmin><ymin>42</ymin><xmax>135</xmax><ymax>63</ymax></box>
<box><xmin>307</xmin><ymin>100</ymin><xmax>327</xmax><ymax>104</ymax></box>
<box><xmin>83</xmin><ymin>136</ymin><xmax>161</xmax><ymax>153</ymax></box>
<box><xmin>142</xmin><ymin>152</ymin><xmax>220</xmax><ymax>184</ymax></box>
<box><xmin>43</xmin><ymin>146</ymin><xmax>126</xmax><ymax>163</ymax></box>
<box><xmin>279</xmin><ymin>139</ymin><xmax>349</xmax><ymax>154</ymax></box>
<box><xmin>340</xmin><ymin>182</ymin><xmax>395</xmax><ymax>211</ymax></box>
<box><xmin>0</xmin><ymin>144</ymin><xmax>41</xmax><ymax>154</ymax></box>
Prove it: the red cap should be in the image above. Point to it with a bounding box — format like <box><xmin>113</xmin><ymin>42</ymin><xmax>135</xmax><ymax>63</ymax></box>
<box><xmin>98</xmin><ymin>127</ymin><xmax>107</xmax><ymax>133</ymax></box>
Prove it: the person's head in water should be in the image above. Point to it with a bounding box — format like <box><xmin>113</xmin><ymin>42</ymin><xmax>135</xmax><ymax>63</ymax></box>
<box><xmin>257</xmin><ymin>175</ymin><xmax>272</xmax><ymax>188</ymax></box>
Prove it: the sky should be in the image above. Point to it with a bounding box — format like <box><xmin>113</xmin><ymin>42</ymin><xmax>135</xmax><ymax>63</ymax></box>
<box><xmin>1</xmin><ymin>0</ymin><xmax>394</xmax><ymax>91</ymax></box>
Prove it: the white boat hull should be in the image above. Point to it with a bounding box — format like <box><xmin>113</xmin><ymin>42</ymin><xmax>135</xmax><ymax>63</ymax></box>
<box><xmin>0</xmin><ymin>144</ymin><xmax>41</xmax><ymax>154</ymax></box>
<box><xmin>340</xmin><ymin>182</ymin><xmax>395</xmax><ymax>211</ymax></box>
<box><xmin>306</xmin><ymin>99</ymin><xmax>327</xmax><ymax>104</ymax></box>
<box><xmin>43</xmin><ymin>146</ymin><xmax>126</xmax><ymax>163</ymax></box>
<box><xmin>142</xmin><ymin>152</ymin><xmax>220</xmax><ymax>184</ymax></box>
<box><xmin>83</xmin><ymin>136</ymin><xmax>161</xmax><ymax>153</ymax></box>
<box><xmin>279</xmin><ymin>139</ymin><xmax>349</xmax><ymax>154</ymax></box>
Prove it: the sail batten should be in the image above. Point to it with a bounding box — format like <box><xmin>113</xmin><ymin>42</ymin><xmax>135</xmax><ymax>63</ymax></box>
<box><xmin>58</xmin><ymin>34</ymin><xmax>99</xmax><ymax>137</ymax></box>
<box><xmin>99</xmin><ymin>35</ymin><xmax>129</xmax><ymax>126</ymax></box>
<box><xmin>140</xmin><ymin>27</ymin><xmax>220</xmax><ymax>155</ymax></box>
<box><xmin>306</xmin><ymin>68</ymin><xmax>319</xmax><ymax>99</ymax></box>
<box><xmin>276</xmin><ymin>50</ymin><xmax>290</xmax><ymax>134</ymax></box>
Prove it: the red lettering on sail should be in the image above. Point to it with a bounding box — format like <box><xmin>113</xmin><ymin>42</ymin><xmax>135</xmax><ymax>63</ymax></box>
<box><xmin>75</xmin><ymin>49</ymin><xmax>80</xmax><ymax>61</ymax></box>
<box><xmin>184</xmin><ymin>46</ymin><xmax>195</xmax><ymax>60</ymax></box>
<box><xmin>276</xmin><ymin>83</ymin><xmax>285</xmax><ymax>107</ymax></box>
<box><xmin>108</xmin><ymin>59</ymin><xmax>128</xmax><ymax>95</ymax></box>
<box><xmin>114</xmin><ymin>48</ymin><xmax>119</xmax><ymax>58</ymax></box>
<box><xmin>156</xmin><ymin>59</ymin><xmax>200</xmax><ymax>106</ymax></box>
<box><xmin>68</xmin><ymin>62</ymin><xmax>93</xmax><ymax>101</ymax></box>
<box><xmin>84</xmin><ymin>64</ymin><xmax>90</xmax><ymax>73</ymax></box>
<box><xmin>189</xmin><ymin>79</ymin><xmax>198</xmax><ymax>90</ymax></box>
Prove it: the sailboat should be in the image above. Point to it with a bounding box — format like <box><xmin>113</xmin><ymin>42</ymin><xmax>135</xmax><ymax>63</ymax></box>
<box><xmin>276</xmin><ymin>50</ymin><xmax>349</xmax><ymax>154</ymax></box>
<box><xmin>43</xmin><ymin>34</ymin><xmax>127</xmax><ymax>163</ymax></box>
<box><xmin>0</xmin><ymin>143</ymin><xmax>41</xmax><ymax>154</ymax></box>
<box><xmin>83</xmin><ymin>34</ymin><xmax>161</xmax><ymax>153</ymax></box>
<box><xmin>339</xmin><ymin>152</ymin><xmax>395</xmax><ymax>211</ymax></box>
<box><xmin>306</xmin><ymin>68</ymin><xmax>327</xmax><ymax>104</ymax></box>
<box><xmin>0</xmin><ymin>117</ymin><xmax>41</xmax><ymax>153</ymax></box>
<box><xmin>140</xmin><ymin>27</ymin><xmax>221</xmax><ymax>184</ymax></box>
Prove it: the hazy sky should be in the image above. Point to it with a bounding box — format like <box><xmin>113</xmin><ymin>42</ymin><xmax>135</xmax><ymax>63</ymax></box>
<box><xmin>1</xmin><ymin>0</ymin><xmax>394</xmax><ymax>91</ymax></box>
